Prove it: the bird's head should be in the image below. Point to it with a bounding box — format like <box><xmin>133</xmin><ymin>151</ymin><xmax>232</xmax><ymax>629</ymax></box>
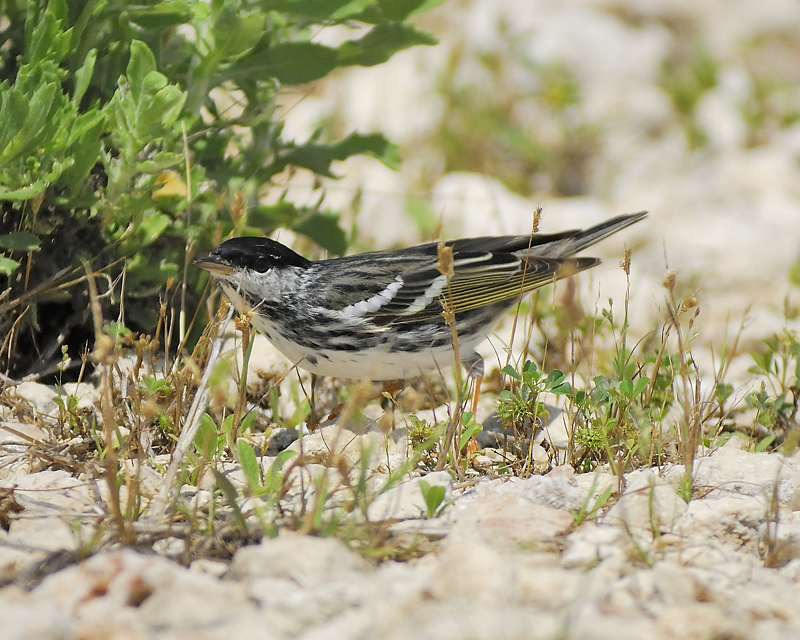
<box><xmin>195</xmin><ymin>236</ymin><xmax>312</xmax><ymax>310</ymax></box>
<box><xmin>195</xmin><ymin>236</ymin><xmax>311</xmax><ymax>277</ymax></box>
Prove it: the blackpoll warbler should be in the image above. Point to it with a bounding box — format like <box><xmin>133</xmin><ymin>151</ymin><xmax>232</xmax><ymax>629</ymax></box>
<box><xmin>196</xmin><ymin>212</ymin><xmax>646</xmax><ymax>402</ymax></box>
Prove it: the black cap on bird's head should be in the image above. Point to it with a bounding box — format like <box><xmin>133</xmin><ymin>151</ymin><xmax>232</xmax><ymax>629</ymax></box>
<box><xmin>194</xmin><ymin>237</ymin><xmax>311</xmax><ymax>275</ymax></box>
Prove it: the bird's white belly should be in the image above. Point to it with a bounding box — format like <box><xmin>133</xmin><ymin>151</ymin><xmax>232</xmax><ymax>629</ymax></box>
<box><xmin>253</xmin><ymin>316</ymin><xmax>478</xmax><ymax>380</ymax></box>
<box><xmin>219</xmin><ymin>282</ymin><xmax>483</xmax><ymax>379</ymax></box>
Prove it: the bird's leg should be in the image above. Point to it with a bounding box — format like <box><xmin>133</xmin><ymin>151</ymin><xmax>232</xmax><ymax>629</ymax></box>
<box><xmin>470</xmin><ymin>378</ymin><xmax>482</xmax><ymax>416</ymax></box>
<box><xmin>461</xmin><ymin>352</ymin><xmax>485</xmax><ymax>417</ymax></box>
<box><xmin>309</xmin><ymin>373</ymin><xmax>318</xmax><ymax>427</ymax></box>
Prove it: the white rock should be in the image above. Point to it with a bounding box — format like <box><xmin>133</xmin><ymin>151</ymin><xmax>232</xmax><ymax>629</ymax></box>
<box><xmin>232</xmin><ymin>531</ymin><xmax>369</xmax><ymax>586</ymax></box>
<box><xmin>120</xmin><ymin>460</ymin><xmax>168</xmax><ymax>499</ymax></box>
<box><xmin>12</xmin><ymin>470</ymin><xmax>95</xmax><ymax>517</ymax></box>
<box><xmin>57</xmin><ymin>382</ymin><xmax>100</xmax><ymax>413</ymax></box>
<box><xmin>449</xmin><ymin>483</ymin><xmax>574</xmax><ymax>548</ymax></box>
<box><xmin>508</xmin><ymin>474</ymin><xmax>588</xmax><ymax>511</ymax></box>
<box><xmin>675</xmin><ymin>493</ymin><xmax>768</xmax><ymax>554</ymax></box>
<box><xmin>6</xmin><ymin>382</ymin><xmax>59</xmax><ymax>423</ymax></box>
<box><xmin>429</xmin><ymin>540</ymin><xmax>517</xmax><ymax>607</ymax></box>
<box><xmin>603</xmin><ymin>469</ymin><xmax>687</xmax><ymax>540</ymax></box>
<box><xmin>530</xmin><ymin>442</ymin><xmax>550</xmax><ymax>473</ymax></box>
<box><xmin>562</xmin><ymin>522</ymin><xmax>626</xmax><ymax>568</ymax></box>
<box><xmin>0</xmin><ymin>422</ymin><xmax>50</xmax><ymax>480</ymax></box>
<box><xmin>0</xmin><ymin>543</ymin><xmax>47</xmax><ymax>584</ymax></box>
<box><xmin>695</xmin><ymin>86</ymin><xmax>748</xmax><ymax>149</ymax></box>
<box><xmin>542</xmin><ymin>417</ymin><xmax>571</xmax><ymax>450</ymax></box>
<box><xmin>0</xmin><ymin>589</ymin><xmax>71</xmax><ymax>640</ymax></box>
<box><xmin>7</xmin><ymin>517</ymin><xmax>78</xmax><ymax>553</ymax></box>
<box><xmin>516</xmin><ymin>557</ymin><xmax>583</xmax><ymax>608</ymax></box>
<box><xmin>686</xmin><ymin>447</ymin><xmax>800</xmax><ymax>507</ymax></box>
<box><xmin>26</xmin><ymin>549</ymin><xmax>256</xmax><ymax>637</ymax></box>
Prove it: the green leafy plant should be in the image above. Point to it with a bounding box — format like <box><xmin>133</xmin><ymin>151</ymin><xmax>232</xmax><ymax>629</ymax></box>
<box><xmin>569</xmin><ymin>373</ymin><xmax>649</xmax><ymax>474</ymax></box>
<box><xmin>745</xmin><ymin>329</ymin><xmax>800</xmax><ymax>450</ymax></box>
<box><xmin>498</xmin><ymin>360</ymin><xmax>572</xmax><ymax>428</ymax></box>
<box><xmin>418</xmin><ymin>479</ymin><xmax>446</xmax><ymax>518</ymax></box>
<box><xmin>0</xmin><ymin>0</ymin><xmax>441</xmax><ymax>376</ymax></box>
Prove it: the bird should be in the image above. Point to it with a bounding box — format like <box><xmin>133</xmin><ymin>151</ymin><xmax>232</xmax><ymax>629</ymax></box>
<box><xmin>195</xmin><ymin>211</ymin><xmax>646</xmax><ymax>413</ymax></box>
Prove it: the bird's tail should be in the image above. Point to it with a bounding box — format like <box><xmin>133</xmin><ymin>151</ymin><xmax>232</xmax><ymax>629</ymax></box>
<box><xmin>530</xmin><ymin>211</ymin><xmax>647</xmax><ymax>258</ymax></box>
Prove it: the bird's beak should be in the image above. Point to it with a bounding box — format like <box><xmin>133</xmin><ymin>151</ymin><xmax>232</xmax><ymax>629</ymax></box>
<box><xmin>194</xmin><ymin>255</ymin><xmax>234</xmax><ymax>276</ymax></box>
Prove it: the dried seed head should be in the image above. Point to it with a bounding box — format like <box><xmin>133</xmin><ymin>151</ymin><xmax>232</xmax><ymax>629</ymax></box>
<box><xmin>531</xmin><ymin>206</ymin><xmax>542</xmax><ymax>233</ymax></box>
<box><xmin>436</xmin><ymin>241</ymin><xmax>454</xmax><ymax>278</ymax></box>
<box><xmin>620</xmin><ymin>247</ymin><xmax>631</xmax><ymax>276</ymax></box>
<box><xmin>94</xmin><ymin>333</ymin><xmax>116</xmax><ymax>364</ymax></box>
<box><xmin>231</xmin><ymin>190</ymin><xmax>246</xmax><ymax>223</ymax></box>
<box><xmin>663</xmin><ymin>270</ymin><xmax>677</xmax><ymax>294</ymax></box>
<box><xmin>681</xmin><ymin>295</ymin><xmax>699</xmax><ymax>313</ymax></box>
<box><xmin>235</xmin><ymin>313</ymin><xmax>253</xmax><ymax>333</ymax></box>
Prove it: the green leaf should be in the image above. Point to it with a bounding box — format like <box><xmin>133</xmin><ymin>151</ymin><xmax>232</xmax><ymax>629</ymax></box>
<box><xmin>237</xmin><ymin>42</ymin><xmax>338</xmax><ymax>85</ymax></box>
<box><xmin>260</xmin><ymin>0</ymin><xmax>373</xmax><ymax>20</ymax></box>
<box><xmin>0</xmin><ymin>81</ymin><xmax>58</xmax><ymax>163</ymax></box>
<box><xmin>221</xmin><ymin>414</ymin><xmax>235</xmax><ymax>437</ymax></box>
<box><xmin>251</xmin><ymin>201</ymin><xmax>303</xmax><ymax>228</ymax></box>
<box><xmin>135</xmin><ymin>151</ymin><xmax>185</xmax><ymax>173</ymax></box>
<box><xmin>419</xmin><ymin>479</ymin><xmax>446</xmax><ymax>518</ymax></box>
<box><xmin>406</xmin><ymin>0</ymin><xmax>448</xmax><ymax>14</ymax></box>
<box><xmin>240</xmin><ymin>411</ymin><xmax>258</xmax><ymax>434</ymax></box>
<box><xmin>498</xmin><ymin>390</ymin><xmax>516</xmax><ymax>402</ymax></box>
<box><xmin>551</xmin><ymin>381</ymin><xmax>573</xmax><ymax>395</ymax></box>
<box><xmin>103</xmin><ymin>322</ymin><xmax>131</xmax><ymax>338</ymax></box>
<box><xmin>522</xmin><ymin>360</ymin><xmax>539</xmax><ymax>375</ymax></box>
<box><xmin>0</xmin><ymin>87</ymin><xmax>27</xmax><ymax>150</ymax></box>
<box><xmin>0</xmin><ymin>256</ymin><xmax>20</xmax><ymax>275</ymax></box>
<box><xmin>212</xmin><ymin>469</ymin><xmax>248</xmax><ymax>529</ymax></box>
<box><xmin>126</xmin><ymin>40</ymin><xmax>158</xmax><ymax>101</ymax></box>
<box><xmin>377</xmin><ymin>0</ymin><xmax>437</xmax><ymax>20</ymax></box>
<box><xmin>357</xmin><ymin>0</ymin><xmax>447</xmax><ymax>22</ymax></box>
<box><xmin>126</xmin><ymin>2</ymin><xmax>193</xmax><ymax>29</ymax></box>
<box><xmin>458</xmin><ymin>417</ymin><xmax>482</xmax><ymax>451</ymax></box>
<box><xmin>237</xmin><ymin>439</ymin><xmax>261</xmax><ymax>489</ymax></box>
<box><xmin>212</xmin><ymin>5</ymin><xmax>265</xmax><ymax>59</ymax></box>
<box><xmin>0</xmin><ymin>232</ymin><xmax>41</xmax><ymax>251</ymax></box>
<box><xmin>137</xmin><ymin>212</ymin><xmax>172</xmax><ymax>244</ymax></box>
<box><xmin>546</xmin><ymin>369</ymin><xmax>566</xmax><ymax>388</ymax></box>
<box><xmin>273</xmin><ymin>133</ymin><xmax>400</xmax><ymax>177</ymax></box>
<box><xmin>292</xmin><ymin>212</ymin><xmax>347</xmax><ymax>255</ymax></box>
<box><xmin>633</xmin><ymin>377</ymin><xmax>649</xmax><ymax>396</ymax></box>
<box><xmin>72</xmin><ymin>48</ymin><xmax>97</xmax><ymax>106</ymax></box>
<box><xmin>264</xmin><ymin>448</ymin><xmax>298</xmax><ymax>493</ymax></box>
<box><xmin>337</xmin><ymin>22</ymin><xmax>436</xmax><ymax>67</ymax></box>
<box><xmin>140</xmin><ymin>375</ymin><xmax>172</xmax><ymax>395</ymax></box>
<box><xmin>0</xmin><ymin>182</ymin><xmax>49</xmax><ymax>201</ymax></box>
<box><xmin>195</xmin><ymin>413</ymin><xmax>220</xmax><ymax>458</ymax></box>
<box><xmin>501</xmin><ymin>364</ymin><xmax>522</xmax><ymax>380</ymax></box>
<box><xmin>755</xmin><ymin>434</ymin><xmax>776</xmax><ymax>453</ymax></box>
<box><xmin>325</xmin><ymin>132</ymin><xmax>401</xmax><ymax>170</ymax></box>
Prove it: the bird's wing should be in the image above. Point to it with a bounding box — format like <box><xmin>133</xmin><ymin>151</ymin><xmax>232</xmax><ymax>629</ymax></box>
<box><xmin>375</xmin><ymin>251</ymin><xmax>598</xmax><ymax>324</ymax></box>
<box><xmin>324</xmin><ymin>239</ymin><xmax>598</xmax><ymax>325</ymax></box>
